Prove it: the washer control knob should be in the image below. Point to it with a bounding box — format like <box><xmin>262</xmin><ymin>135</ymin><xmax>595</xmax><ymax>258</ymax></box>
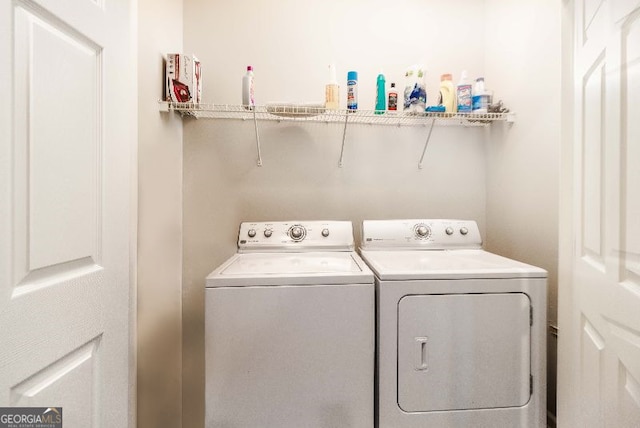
<box><xmin>460</xmin><ymin>227</ymin><xmax>469</xmax><ymax>235</ymax></box>
<box><xmin>321</xmin><ymin>228</ymin><xmax>330</xmax><ymax>237</ymax></box>
<box><xmin>415</xmin><ymin>225</ymin><xmax>430</xmax><ymax>238</ymax></box>
<box><xmin>247</xmin><ymin>229</ymin><xmax>257</xmax><ymax>238</ymax></box>
<box><xmin>445</xmin><ymin>227</ymin><xmax>454</xmax><ymax>235</ymax></box>
<box><xmin>264</xmin><ymin>229</ymin><xmax>273</xmax><ymax>238</ymax></box>
<box><xmin>289</xmin><ymin>225</ymin><xmax>305</xmax><ymax>241</ymax></box>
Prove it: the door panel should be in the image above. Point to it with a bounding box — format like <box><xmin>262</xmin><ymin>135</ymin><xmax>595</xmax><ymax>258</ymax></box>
<box><xmin>581</xmin><ymin>54</ymin><xmax>605</xmax><ymax>267</ymax></box>
<box><xmin>621</xmin><ymin>12</ymin><xmax>640</xmax><ymax>285</ymax></box>
<box><xmin>560</xmin><ymin>1</ymin><xmax>640</xmax><ymax>427</ymax></box>
<box><xmin>0</xmin><ymin>0</ymin><xmax>134</xmax><ymax>426</ymax></box>
<box><xmin>397</xmin><ymin>293</ymin><xmax>531</xmax><ymax>412</ymax></box>
<box><xmin>23</xmin><ymin>7</ymin><xmax>101</xmax><ymax>271</ymax></box>
<box><xmin>580</xmin><ymin>319</ymin><xmax>604</xmax><ymax>427</ymax></box>
<box><xmin>10</xmin><ymin>338</ymin><xmax>100</xmax><ymax>427</ymax></box>
<box><xmin>12</xmin><ymin>3</ymin><xmax>103</xmax><ymax>294</ymax></box>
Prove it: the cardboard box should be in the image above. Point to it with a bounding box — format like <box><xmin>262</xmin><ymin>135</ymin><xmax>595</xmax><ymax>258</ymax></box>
<box><xmin>166</xmin><ymin>53</ymin><xmax>201</xmax><ymax>103</ymax></box>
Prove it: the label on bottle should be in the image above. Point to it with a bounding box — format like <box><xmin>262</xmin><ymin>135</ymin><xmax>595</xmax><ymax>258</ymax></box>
<box><xmin>457</xmin><ymin>84</ymin><xmax>472</xmax><ymax>112</ymax></box>
<box><xmin>325</xmin><ymin>84</ymin><xmax>339</xmax><ymax>109</ymax></box>
<box><xmin>249</xmin><ymin>78</ymin><xmax>255</xmax><ymax>106</ymax></box>
<box><xmin>347</xmin><ymin>80</ymin><xmax>358</xmax><ymax>110</ymax></box>
<box><xmin>388</xmin><ymin>92</ymin><xmax>398</xmax><ymax>111</ymax></box>
<box><xmin>472</xmin><ymin>93</ymin><xmax>491</xmax><ymax>112</ymax></box>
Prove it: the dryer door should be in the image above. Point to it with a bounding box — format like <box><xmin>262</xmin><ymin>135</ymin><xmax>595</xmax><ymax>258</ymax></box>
<box><xmin>397</xmin><ymin>293</ymin><xmax>531</xmax><ymax>412</ymax></box>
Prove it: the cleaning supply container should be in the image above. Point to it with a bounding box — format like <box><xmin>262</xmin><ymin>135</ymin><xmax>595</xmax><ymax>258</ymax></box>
<box><xmin>438</xmin><ymin>73</ymin><xmax>456</xmax><ymax>113</ymax></box>
<box><xmin>347</xmin><ymin>71</ymin><xmax>358</xmax><ymax>111</ymax></box>
<box><xmin>456</xmin><ymin>70</ymin><xmax>472</xmax><ymax>113</ymax></box>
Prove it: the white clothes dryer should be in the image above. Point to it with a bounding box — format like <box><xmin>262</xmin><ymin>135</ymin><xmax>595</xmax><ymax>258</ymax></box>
<box><xmin>205</xmin><ymin>221</ymin><xmax>374</xmax><ymax>428</ymax></box>
<box><xmin>359</xmin><ymin>219</ymin><xmax>547</xmax><ymax>428</ymax></box>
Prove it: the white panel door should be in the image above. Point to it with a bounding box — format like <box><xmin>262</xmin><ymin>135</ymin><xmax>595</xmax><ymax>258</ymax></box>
<box><xmin>0</xmin><ymin>0</ymin><xmax>135</xmax><ymax>426</ymax></box>
<box><xmin>559</xmin><ymin>1</ymin><xmax>640</xmax><ymax>427</ymax></box>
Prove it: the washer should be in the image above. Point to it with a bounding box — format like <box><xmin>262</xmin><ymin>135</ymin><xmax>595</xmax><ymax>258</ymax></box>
<box><xmin>205</xmin><ymin>220</ymin><xmax>374</xmax><ymax>428</ymax></box>
<box><xmin>359</xmin><ymin>219</ymin><xmax>547</xmax><ymax>428</ymax></box>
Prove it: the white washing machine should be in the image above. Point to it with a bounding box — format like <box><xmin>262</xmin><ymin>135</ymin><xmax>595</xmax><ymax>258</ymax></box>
<box><xmin>359</xmin><ymin>219</ymin><xmax>547</xmax><ymax>428</ymax></box>
<box><xmin>205</xmin><ymin>220</ymin><xmax>374</xmax><ymax>428</ymax></box>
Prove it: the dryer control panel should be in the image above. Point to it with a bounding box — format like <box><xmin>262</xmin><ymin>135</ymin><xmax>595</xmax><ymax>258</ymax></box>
<box><xmin>361</xmin><ymin>219</ymin><xmax>482</xmax><ymax>250</ymax></box>
<box><xmin>238</xmin><ymin>220</ymin><xmax>355</xmax><ymax>252</ymax></box>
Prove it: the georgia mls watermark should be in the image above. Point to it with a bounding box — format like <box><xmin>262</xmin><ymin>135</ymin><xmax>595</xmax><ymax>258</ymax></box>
<box><xmin>0</xmin><ymin>407</ymin><xmax>62</xmax><ymax>428</ymax></box>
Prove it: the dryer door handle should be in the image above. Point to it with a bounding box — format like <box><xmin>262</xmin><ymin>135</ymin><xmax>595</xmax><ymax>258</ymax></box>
<box><xmin>414</xmin><ymin>337</ymin><xmax>429</xmax><ymax>371</ymax></box>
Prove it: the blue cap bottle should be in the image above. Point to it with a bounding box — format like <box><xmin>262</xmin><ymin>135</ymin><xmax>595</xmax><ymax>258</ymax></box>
<box><xmin>347</xmin><ymin>71</ymin><xmax>358</xmax><ymax>111</ymax></box>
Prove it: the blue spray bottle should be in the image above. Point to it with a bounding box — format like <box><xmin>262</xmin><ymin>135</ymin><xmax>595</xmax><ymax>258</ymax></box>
<box><xmin>347</xmin><ymin>71</ymin><xmax>358</xmax><ymax>111</ymax></box>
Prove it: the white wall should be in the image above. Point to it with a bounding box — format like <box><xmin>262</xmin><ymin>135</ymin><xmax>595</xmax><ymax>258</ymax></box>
<box><xmin>484</xmin><ymin>0</ymin><xmax>561</xmax><ymax>422</ymax></box>
<box><xmin>132</xmin><ymin>0</ymin><xmax>562</xmax><ymax>426</ymax></box>
<box><xmin>182</xmin><ymin>0</ymin><xmax>494</xmax><ymax>426</ymax></box>
<box><xmin>137</xmin><ymin>1</ymin><xmax>183</xmax><ymax>427</ymax></box>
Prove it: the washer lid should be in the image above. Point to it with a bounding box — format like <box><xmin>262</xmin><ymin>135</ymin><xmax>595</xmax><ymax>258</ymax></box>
<box><xmin>206</xmin><ymin>251</ymin><xmax>374</xmax><ymax>287</ymax></box>
<box><xmin>359</xmin><ymin>249</ymin><xmax>547</xmax><ymax>280</ymax></box>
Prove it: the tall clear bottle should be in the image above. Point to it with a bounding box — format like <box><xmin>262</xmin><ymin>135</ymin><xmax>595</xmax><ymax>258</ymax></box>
<box><xmin>242</xmin><ymin>65</ymin><xmax>255</xmax><ymax>109</ymax></box>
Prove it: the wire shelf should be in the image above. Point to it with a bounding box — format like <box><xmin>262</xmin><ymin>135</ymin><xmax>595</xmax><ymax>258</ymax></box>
<box><xmin>159</xmin><ymin>102</ymin><xmax>515</xmax><ymax>126</ymax></box>
<box><xmin>158</xmin><ymin>101</ymin><xmax>515</xmax><ymax>168</ymax></box>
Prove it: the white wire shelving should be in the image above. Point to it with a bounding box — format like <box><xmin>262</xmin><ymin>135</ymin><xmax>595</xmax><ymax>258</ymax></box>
<box><xmin>158</xmin><ymin>101</ymin><xmax>515</xmax><ymax>167</ymax></box>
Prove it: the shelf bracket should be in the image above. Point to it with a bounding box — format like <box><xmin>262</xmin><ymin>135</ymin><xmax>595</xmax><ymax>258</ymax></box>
<box><xmin>338</xmin><ymin>112</ymin><xmax>349</xmax><ymax>167</ymax></box>
<box><xmin>252</xmin><ymin>108</ymin><xmax>263</xmax><ymax>167</ymax></box>
<box><xmin>418</xmin><ymin>118</ymin><xmax>436</xmax><ymax>169</ymax></box>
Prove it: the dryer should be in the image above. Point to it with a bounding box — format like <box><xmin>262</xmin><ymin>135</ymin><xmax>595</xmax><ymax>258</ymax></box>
<box><xmin>205</xmin><ymin>221</ymin><xmax>374</xmax><ymax>428</ymax></box>
<box><xmin>359</xmin><ymin>219</ymin><xmax>547</xmax><ymax>428</ymax></box>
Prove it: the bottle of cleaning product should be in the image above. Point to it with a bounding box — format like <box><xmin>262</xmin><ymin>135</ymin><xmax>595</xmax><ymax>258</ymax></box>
<box><xmin>242</xmin><ymin>65</ymin><xmax>255</xmax><ymax>108</ymax></box>
<box><xmin>347</xmin><ymin>71</ymin><xmax>358</xmax><ymax>112</ymax></box>
<box><xmin>438</xmin><ymin>73</ymin><xmax>456</xmax><ymax>113</ymax></box>
<box><xmin>375</xmin><ymin>72</ymin><xmax>386</xmax><ymax>114</ymax></box>
<box><xmin>388</xmin><ymin>82</ymin><xmax>398</xmax><ymax>112</ymax></box>
<box><xmin>325</xmin><ymin>63</ymin><xmax>340</xmax><ymax>110</ymax></box>
<box><xmin>456</xmin><ymin>70</ymin><xmax>472</xmax><ymax>113</ymax></box>
<box><xmin>403</xmin><ymin>65</ymin><xmax>427</xmax><ymax>113</ymax></box>
<box><xmin>472</xmin><ymin>77</ymin><xmax>489</xmax><ymax>114</ymax></box>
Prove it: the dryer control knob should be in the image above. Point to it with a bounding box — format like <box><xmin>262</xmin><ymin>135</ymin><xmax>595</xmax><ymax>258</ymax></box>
<box><xmin>460</xmin><ymin>227</ymin><xmax>469</xmax><ymax>235</ymax></box>
<box><xmin>321</xmin><ymin>228</ymin><xmax>330</xmax><ymax>237</ymax></box>
<box><xmin>415</xmin><ymin>225</ymin><xmax>430</xmax><ymax>238</ymax></box>
<box><xmin>445</xmin><ymin>227</ymin><xmax>454</xmax><ymax>235</ymax></box>
<box><xmin>264</xmin><ymin>229</ymin><xmax>273</xmax><ymax>238</ymax></box>
<box><xmin>248</xmin><ymin>229</ymin><xmax>257</xmax><ymax>238</ymax></box>
<box><xmin>289</xmin><ymin>226</ymin><xmax>305</xmax><ymax>241</ymax></box>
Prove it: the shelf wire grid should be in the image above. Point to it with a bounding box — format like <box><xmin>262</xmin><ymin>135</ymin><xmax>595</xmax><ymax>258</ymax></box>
<box><xmin>161</xmin><ymin>102</ymin><xmax>513</xmax><ymax>126</ymax></box>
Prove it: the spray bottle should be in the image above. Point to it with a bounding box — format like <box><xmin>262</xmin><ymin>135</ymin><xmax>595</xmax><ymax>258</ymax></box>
<box><xmin>456</xmin><ymin>70</ymin><xmax>472</xmax><ymax>113</ymax></box>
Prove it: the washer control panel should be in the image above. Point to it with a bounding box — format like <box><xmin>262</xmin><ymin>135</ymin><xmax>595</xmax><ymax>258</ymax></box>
<box><xmin>238</xmin><ymin>221</ymin><xmax>354</xmax><ymax>252</ymax></box>
<box><xmin>361</xmin><ymin>219</ymin><xmax>482</xmax><ymax>249</ymax></box>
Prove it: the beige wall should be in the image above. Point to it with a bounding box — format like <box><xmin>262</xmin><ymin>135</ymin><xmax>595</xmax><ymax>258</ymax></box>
<box><xmin>484</xmin><ymin>0</ymin><xmax>561</xmax><ymax>421</ymax></box>
<box><xmin>183</xmin><ymin>0</ymin><xmax>493</xmax><ymax>426</ymax></box>
<box><xmin>133</xmin><ymin>1</ymin><xmax>561</xmax><ymax>426</ymax></box>
<box><xmin>137</xmin><ymin>1</ymin><xmax>183</xmax><ymax>427</ymax></box>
